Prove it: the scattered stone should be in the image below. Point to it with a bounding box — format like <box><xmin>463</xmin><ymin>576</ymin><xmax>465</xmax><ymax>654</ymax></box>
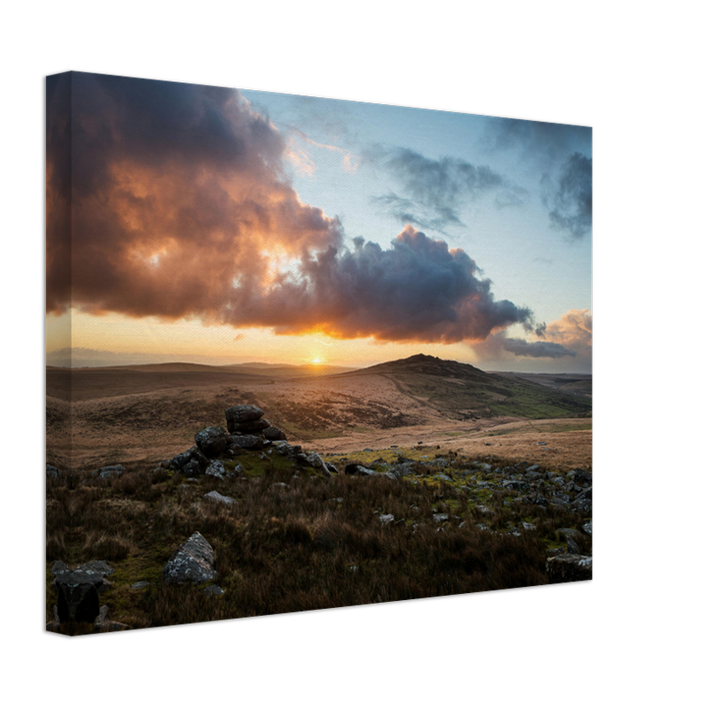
<box><xmin>391</xmin><ymin>461</ymin><xmax>415</xmax><ymax>478</ymax></box>
<box><xmin>263</xmin><ymin>426</ymin><xmax>287</xmax><ymax>441</ymax></box>
<box><xmin>224</xmin><ymin>404</ymin><xmax>264</xmax><ymax>425</ymax></box>
<box><xmin>522</xmin><ymin>522</ymin><xmax>536</xmax><ymax>531</ymax></box>
<box><xmin>546</xmin><ymin>554</ymin><xmax>592</xmax><ymax>583</ymax></box>
<box><xmin>433</xmin><ymin>513</ymin><xmax>449</xmax><ymax>523</ymax></box>
<box><xmin>93</xmin><ymin>605</ymin><xmax>131</xmax><ymax>632</ymax></box>
<box><xmin>274</xmin><ymin>441</ymin><xmax>302</xmax><ymax>457</ymax></box>
<box><xmin>51</xmin><ymin>560</ymin><xmax>114</xmax><ymax>615</ymax></box>
<box><xmin>50</xmin><ymin>560</ymin><xmax>70</xmax><ymax>577</ymax></box>
<box><xmin>204</xmin><ymin>585</ymin><xmax>225</xmax><ymax>596</ymax></box>
<box><xmin>162</xmin><ymin>531</ymin><xmax>217</xmax><ymax>585</ymax></box>
<box><xmin>227</xmin><ymin>434</ymin><xmax>264</xmax><ymax>451</ymax></box>
<box><xmin>205</xmin><ymin>459</ymin><xmax>228</xmax><ymax>479</ymax></box>
<box><xmin>204</xmin><ymin>490</ymin><xmax>237</xmax><ymax>505</ymax></box>
<box><xmin>131</xmin><ymin>581</ymin><xmax>149</xmax><ymax>589</ymax></box>
<box><xmin>345</xmin><ymin>463</ymin><xmax>376</xmax><ymax>476</ymax></box>
<box><xmin>583</xmin><ymin>521</ymin><xmax>593</xmax><ymax>535</ymax></box>
<box><xmin>228</xmin><ymin>418</ymin><xmax>271</xmax><ymax>434</ymax></box>
<box><xmin>434</xmin><ymin>473</ymin><xmax>453</xmax><ymax>483</ymax></box>
<box><xmin>195</xmin><ymin>426</ymin><xmax>229</xmax><ymax>457</ymax></box>
<box><xmin>573</xmin><ymin>487</ymin><xmax>592</xmax><ymax>513</ymax></box>
<box><xmin>96</xmin><ymin>464</ymin><xmax>125</xmax><ymax>479</ymax></box>
<box><xmin>170</xmin><ymin>446</ymin><xmax>209</xmax><ymax>475</ymax></box>
<box><xmin>306</xmin><ymin>451</ymin><xmax>332</xmax><ymax>477</ymax></box>
<box><xmin>378</xmin><ymin>514</ymin><xmax>395</xmax><ymax>525</ymax></box>
<box><xmin>272</xmin><ymin>482</ymin><xmax>290</xmax><ymax>490</ymax></box>
<box><xmin>233</xmin><ymin>463</ymin><xmax>244</xmax><ymax>475</ymax></box>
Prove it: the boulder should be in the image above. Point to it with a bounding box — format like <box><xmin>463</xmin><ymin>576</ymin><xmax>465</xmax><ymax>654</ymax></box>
<box><xmin>96</xmin><ymin>464</ymin><xmax>125</xmax><ymax>479</ymax></box>
<box><xmin>195</xmin><ymin>426</ymin><xmax>229</xmax><ymax>457</ymax></box>
<box><xmin>573</xmin><ymin>487</ymin><xmax>592</xmax><ymax>513</ymax></box>
<box><xmin>345</xmin><ymin>463</ymin><xmax>375</xmax><ymax>476</ymax></box>
<box><xmin>546</xmin><ymin>554</ymin><xmax>592</xmax><ymax>583</ymax></box>
<box><xmin>170</xmin><ymin>447</ymin><xmax>209</xmax><ymax>475</ymax></box>
<box><xmin>204</xmin><ymin>490</ymin><xmax>237</xmax><ymax>506</ymax></box>
<box><xmin>205</xmin><ymin>459</ymin><xmax>232</xmax><ymax>479</ymax></box>
<box><xmin>227</xmin><ymin>434</ymin><xmax>264</xmax><ymax>451</ymax></box>
<box><xmin>306</xmin><ymin>452</ymin><xmax>332</xmax><ymax>477</ymax></box>
<box><xmin>274</xmin><ymin>442</ymin><xmax>303</xmax><ymax>457</ymax></box>
<box><xmin>225</xmin><ymin>404</ymin><xmax>264</xmax><ymax>425</ymax></box>
<box><xmin>93</xmin><ymin>605</ymin><xmax>130</xmax><ymax>632</ymax></box>
<box><xmin>162</xmin><ymin>532</ymin><xmax>217</xmax><ymax>585</ymax></box>
<box><xmin>227</xmin><ymin>418</ymin><xmax>270</xmax><ymax>434</ymax></box>
<box><xmin>54</xmin><ymin>569</ymin><xmax>107</xmax><ymax>622</ymax></box>
<box><xmin>263</xmin><ymin>426</ymin><xmax>287</xmax><ymax>441</ymax></box>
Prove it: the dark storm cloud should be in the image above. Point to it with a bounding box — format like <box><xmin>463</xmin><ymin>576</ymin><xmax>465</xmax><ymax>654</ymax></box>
<box><xmin>46</xmin><ymin>74</ymin><xmax>532</xmax><ymax>344</ymax></box>
<box><xmin>481</xmin><ymin>117</ymin><xmax>592</xmax><ymax>240</ymax></box>
<box><xmin>371</xmin><ymin>193</ymin><xmax>462</xmax><ymax>235</ymax></box>
<box><xmin>223</xmin><ymin>225</ymin><xmax>533</xmax><ymax>342</ymax></box>
<box><xmin>46</xmin><ymin>74</ymin><xmax>72</xmax><ymax>314</ymax></box>
<box><xmin>46</xmin><ymin>72</ymin><xmax>342</xmax><ymax>320</ymax></box>
<box><xmin>367</xmin><ymin>146</ymin><xmax>509</xmax><ymax>230</ymax></box>
<box><xmin>502</xmin><ymin>337</ymin><xmax>576</xmax><ymax>358</ymax></box>
<box><xmin>482</xmin><ymin>118</ymin><xmax>591</xmax><ymax>168</ymax></box>
<box><xmin>543</xmin><ymin>152</ymin><xmax>592</xmax><ymax>239</ymax></box>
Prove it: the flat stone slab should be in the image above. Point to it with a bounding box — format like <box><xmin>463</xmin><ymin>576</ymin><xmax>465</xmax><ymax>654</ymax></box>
<box><xmin>54</xmin><ymin>570</ymin><xmax>106</xmax><ymax>622</ymax></box>
<box><xmin>225</xmin><ymin>404</ymin><xmax>264</xmax><ymax>424</ymax></box>
<box><xmin>51</xmin><ymin>560</ymin><xmax>115</xmax><ymax>624</ymax></box>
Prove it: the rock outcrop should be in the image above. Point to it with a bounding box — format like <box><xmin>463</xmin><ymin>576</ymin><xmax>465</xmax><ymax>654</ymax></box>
<box><xmin>168</xmin><ymin>405</ymin><xmax>293</xmax><ymax>476</ymax></box>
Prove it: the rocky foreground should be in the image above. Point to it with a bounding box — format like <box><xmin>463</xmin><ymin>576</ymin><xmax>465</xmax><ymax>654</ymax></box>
<box><xmin>46</xmin><ymin>405</ymin><xmax>594</xmax><ymax>631</ymax></box>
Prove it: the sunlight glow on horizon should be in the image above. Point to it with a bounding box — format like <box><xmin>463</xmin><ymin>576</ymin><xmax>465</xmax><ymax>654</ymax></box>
<box><xmin>45</xmin><ymin>77</ymin><xmax>590</xmax><ymax>375</ymax></box>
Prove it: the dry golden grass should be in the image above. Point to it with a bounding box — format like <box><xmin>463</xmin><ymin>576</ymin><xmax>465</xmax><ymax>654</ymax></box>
<box><xmin>47</xmin><ymin>366</ymin><xmax>591</xmax><ymax>471</ymax></box>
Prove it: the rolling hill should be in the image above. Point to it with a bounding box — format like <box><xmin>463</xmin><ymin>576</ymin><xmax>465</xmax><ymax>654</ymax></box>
<box><xmin>337</xmin><ymin>354</ymin><xmax>592</xmax><ymax>420</ymax></box>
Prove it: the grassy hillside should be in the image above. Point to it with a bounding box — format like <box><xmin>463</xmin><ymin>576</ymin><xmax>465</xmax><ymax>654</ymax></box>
<box><xmin>341</xmin><ymin>354</ymin><xmax>592</xmax><ymax>419</ymax></box>
<box><xmin>46</xmin><ymin>442</ymin><xmax>591</xmax><ymax>633</ymax></box>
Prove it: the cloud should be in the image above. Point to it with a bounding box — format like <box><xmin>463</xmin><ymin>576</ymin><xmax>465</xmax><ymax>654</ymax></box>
<box><xmin>481</xmin><ymin>118</ymin><xmax>591</xmax><ymax>169</ymax></box>
<box><xmin>481</xmin><ymin>118</ymin><xmax>592</xmax><ymax>239</ymax></box>
<box><xmin>543</xmin><ymin>152</ymin><xmax>592</xmax><ymax>239</ymax></box>
<box><xmin>501</xmin><ymin>337</ymin><xmax>575</xmax><ymax>358</ymax></box>
<box><xmin>46</xmin><ymin>74</ymin><xmax>532</xmax><ymax>345</ymax></box>
<box><xmin>367</xmin><ymin>146</ymin><xmax>509</xmax><ymax>230</ymax></box>
<box><xmin>224</xmin><ymin>225</ymin><xmax>533</xmax><ymax>343</ymax></box>
<box><xmin>543</xmin><ymin>308</ymin><xmax>592</xmax><ymax>352</ymax></box>
<box><xmin>46</xmin><ymin>72</ymin><xmax>343</xmax><ymax>320</ymax></box>
<box><xmin>472</xmin><ymin>308</ymin><xmax>592</xmax><ymax>362</ymax></box>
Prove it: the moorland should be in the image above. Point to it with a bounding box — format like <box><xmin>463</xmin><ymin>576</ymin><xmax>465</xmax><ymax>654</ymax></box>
<box><xmin>46</xmin><ymin>354</ymin><xmax>592</xmax><ymax>634</ymax></box>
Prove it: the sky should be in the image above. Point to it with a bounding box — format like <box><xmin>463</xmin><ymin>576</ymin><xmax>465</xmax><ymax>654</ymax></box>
<box><xmin>46</xmin><ymin>72</ymin><xmax>592</xmax><ymax>372</ymax></box>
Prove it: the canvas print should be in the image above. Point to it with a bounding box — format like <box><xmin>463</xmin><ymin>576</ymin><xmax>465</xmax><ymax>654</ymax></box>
<box><xmin>46</xmin><ymin>72</ymin><xmax>592</xmax><ymax>635</ymax></box>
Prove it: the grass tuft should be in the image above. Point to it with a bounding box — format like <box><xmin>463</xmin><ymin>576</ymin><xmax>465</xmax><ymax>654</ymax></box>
<box><xmin>46</xmin><ymin>445</ymin><xmax>590</xmax><ymax>632</ymax></box>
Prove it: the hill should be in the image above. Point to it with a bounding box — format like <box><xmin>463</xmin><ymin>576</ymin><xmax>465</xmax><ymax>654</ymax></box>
<box><xmin>338</xmin><ymin>354</ymin><xmax>592</xmax><ymax>420</ymax></box>
<box><xmin>223</xmin><ymin>362</ymin><xmax>357</xmax><ymax>378</ymax></box>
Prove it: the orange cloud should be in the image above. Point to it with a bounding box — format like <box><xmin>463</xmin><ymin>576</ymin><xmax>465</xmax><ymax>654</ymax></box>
<box><xmin>542</xmin><ymin>309</ymin><xmax>592</xmax><ymax>352</ymax></box>
<box><xmin>46</xmin><ymin>73</ymin><xmax>531</xmax><ymax>345</ymax></box>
